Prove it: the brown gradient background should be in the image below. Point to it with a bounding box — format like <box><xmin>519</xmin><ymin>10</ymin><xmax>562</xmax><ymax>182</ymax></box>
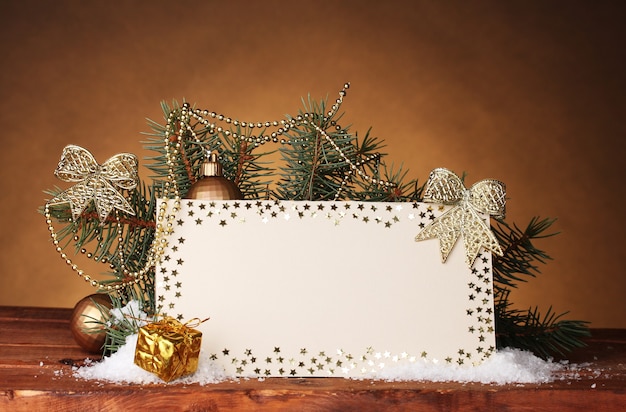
<box><xmin>1</xmin><ymin>1</ymin><xmax>624</xmax><ymax>327</ymax></box>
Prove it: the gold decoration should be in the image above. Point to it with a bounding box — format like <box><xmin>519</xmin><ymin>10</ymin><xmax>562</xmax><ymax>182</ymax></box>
<box><xmin>69</xmin><ymin>293</ymin><xmax>113</xmax><ymax>353</ymax></box>
<box><xmin>48</xmin><ymin>145</ymin><xmax>138</xmax><ymax>224</ymax></box>
<box><xmin>134</xmin><ymin>317</ymin><xmax>204</xmax><ymax>382</ymax></box>
<box><xmin>185</xmin><ymin>150</ymin><xmax>243</xmax><ymax>200</ymax></box>
<box><xmin>415</xmin><ymin>168</ymin><xmax>506</xmax><ymax>267</ymax></box>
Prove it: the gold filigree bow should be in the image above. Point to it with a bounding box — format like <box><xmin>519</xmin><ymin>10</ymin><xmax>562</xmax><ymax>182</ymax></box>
<box><xmin>47</xmin><ymin>145</ymin><xmax>138</xmax><ymax>224</ymax></box>
<box><xmin>415</xmin><ymin>168</ymin><xmax>506</xmax><ymax>268</ymax></box>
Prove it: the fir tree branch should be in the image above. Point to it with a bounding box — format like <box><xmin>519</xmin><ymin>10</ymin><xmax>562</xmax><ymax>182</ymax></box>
<box><xmin>492</xmin><ymin>219</ymin><xmax>590</xmax><ymax>358</ymax></box>
<box><xmin>495</xmin><ymin>289</ymin><xmax>590</xmax><ymax>359</ymax></box>
<box><xmin>235</xmin><ymin>140</ymin><xmax>252</xmax><ymax>186</ymax></box>
<box><xmin>492</xmin><ymin>217</ymin><xmax>558</xmax><ymax>288</ymax></box>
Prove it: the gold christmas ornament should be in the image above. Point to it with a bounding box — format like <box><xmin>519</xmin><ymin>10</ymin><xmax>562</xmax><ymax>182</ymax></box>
<box><xmin>134</xmin><ymin>317</ymin><xmax>204</xmax><ymax>382</ymax></box>
<box><xmin>48</xmin><ymin>145</ymin><xmax>138</xmax><ymax>224</ymax></box>
<box><xmin>69</xmin><ymin>293</ymin><xmax>113</xmax><ymax>353</ymax></box>
<box><xmin>185</xmin><ymin>150</ymin><xmax>243</xmax><ymax>200</ymax></box>
<box><xmin>415</xmin><ymin>168</ymin><xmax>506</xmax><ymax>267</ymax></box>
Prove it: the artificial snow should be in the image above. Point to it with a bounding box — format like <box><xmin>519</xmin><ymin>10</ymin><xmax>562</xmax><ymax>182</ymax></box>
<box><xmin>73</xmin><ymin>334</ymin><xmax>229</xmax><ymax>385</ymax></box>
<box><xmin>73</xmin><ymin>299</ymin><xmax>230</xmax><ymax>384</ymax></box>
<box><xmin>72</xmin><ymin>338</ymin><xmax>577</xmax><ymax>385</ymax></box>
<box><xmin>71</xmin><ymin>300</ymin><xmax>581</xmax><ymax>385</ymax></box>
<box><xmin>107</xmin><ymin>300</ymin><xmax>149</xmax><ymax>328</ymax></box>
<box><xmin>364</xmin><ymin>348</ymin><xmax>565</xmax><ymax>384</ymax></box>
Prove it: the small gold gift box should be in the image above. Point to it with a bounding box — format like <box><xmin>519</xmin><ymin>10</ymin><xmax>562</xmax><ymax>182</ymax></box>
<box><xmin>134</xmin><ymin>317</ymin><xmax>203</xmax><ymax>382</ymax></box>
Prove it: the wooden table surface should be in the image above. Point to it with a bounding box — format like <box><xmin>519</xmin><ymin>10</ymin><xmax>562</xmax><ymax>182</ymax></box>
<box><xmin>1</xmin><ymin>306</ymin><xmax>624</xmax><ymax>411</ymax></box>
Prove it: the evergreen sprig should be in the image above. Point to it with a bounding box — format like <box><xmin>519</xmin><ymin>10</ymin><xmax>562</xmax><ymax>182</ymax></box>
<box><xmin>495</xmin><ymin>289</ymin><xmax>590</xmax><ymax>359</ymax></box>
<box><xmin>42</xmin><ymin>89</ymin><xmax>589</xmax><ymax>359</ymax></box>
<box><xmin>492</xmin><ymin>218</ymin><xmax>590</xmax><ymax>358</ymax></box>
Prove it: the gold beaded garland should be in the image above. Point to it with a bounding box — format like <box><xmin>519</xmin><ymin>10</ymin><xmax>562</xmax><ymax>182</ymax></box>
<box><xmin>44</xmin><ymin>191</ymin><xmax>178</xmax><ymax>291</ymax></box>
<box><xmin>179</xmin><ymin>82</ymin><xmax>393</xmax><ymax>198</ymax></box>
<box><xmin>45</xmin><ymin>82</ymin><xmax>394</xmax><ymax>290</ymax></box>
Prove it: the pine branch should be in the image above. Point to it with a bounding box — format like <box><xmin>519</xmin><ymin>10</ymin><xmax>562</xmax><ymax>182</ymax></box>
<box><xmin>275</xmin><ymin>97</ymin><xmax>355</xmax><ymax>200</ymax></box>
<box><xmin>206</xmin><ymin>129</ymin><xmax>275</xmax><ymax>199</ymax></box>
<box><xmin>102</xmin><ymin>294</ymin><xmax>155</xmax><ymax>354</ymax></box>
<box><xmin>492</xmin><ymin>217</ymin><xmax>558</xmax><ymax>288</ymax></box>
<box><xmin>492</xmin><ymin>218</ymin><xmax>590</xmax><ymax>358</ymax></box>
<box><xmin>352</xmin><ymin>160</ymin><xmax>421</xmax><ymax>201</ymax></box>
<box><xmin>495</xmin><ymin>289</ymin><xmax>590</xmax><ymax>359</ymax></box>
<box><xmin>43</xmin><ymin>178</ymin><xmax>158</xmax><ymax>316</ymax></box>
<box><xmin>144</xmin><ymin>101</ymin><xmax>274</xmax><ymax>200</ymax></box>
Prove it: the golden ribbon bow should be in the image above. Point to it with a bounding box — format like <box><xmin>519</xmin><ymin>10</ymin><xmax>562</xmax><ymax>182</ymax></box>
<box><xmin>47</xmin><ymin>145</ymin><xmax>138</xmax><ymax>224</ymax></box>
<box><xmin>415</xmin><ymin>168</ymin><xmax>506</xmax><ymax>268</ymax></box>
<box><xmin>151</xmin><ymin>317</ymin><xmax>200</xmax><ymax>344</ymax></box>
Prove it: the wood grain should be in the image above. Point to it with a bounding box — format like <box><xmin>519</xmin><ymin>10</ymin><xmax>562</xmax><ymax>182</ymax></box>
<box><xmin>1</xmin><ymin>306</ymin><xmax>625</xmax><ymax>411</ymax></box>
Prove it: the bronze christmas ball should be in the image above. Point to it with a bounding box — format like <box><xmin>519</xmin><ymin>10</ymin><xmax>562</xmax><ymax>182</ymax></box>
<box><xmin>186</xmin><ymin>151</ymin><xmax>243</xmax><ymax>200</ymax></box>
<box><xmin>186</xmin><ymin>175</ymin><xmax>243</xmax><ymax>200</ymax></box>
<box><xmin>69</xmin><ymin>293</ymin><xmax>113</xmax><ymax>353</ymax></box>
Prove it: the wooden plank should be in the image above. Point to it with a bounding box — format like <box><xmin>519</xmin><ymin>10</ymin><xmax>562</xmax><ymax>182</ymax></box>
<box><xmin>1</xmin><ymin>306</ymin><xmax>625</xmax><ymax>411</ymax></box>
<box><xmin>2</xmin><ymin>377</ymin><xmax>625</xmax><ymax>412</ymax></box>
<box><xmin>0</xmin><ymin>345</ymin><xmax>96</xmax><ymax>364</ymax></box>
<box><xmin>1</xmin><ymin>321</ymin><xmax>75</xmax><ymax>346</ymax></box>
<box><xmin>0</xmin><ymin>307</ymin><xmax>80</xmax><ymax>363</ymax></box>
<box><xmin>0</xmin><ymin>306</ymin><xmax>73</xmax><ymax>322</ymax></box>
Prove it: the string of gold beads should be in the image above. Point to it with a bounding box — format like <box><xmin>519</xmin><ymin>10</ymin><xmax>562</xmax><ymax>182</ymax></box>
<box><xmin>46</xmin><ymin>82</ymin><xmax>398</xmax><ymax>290</ymax></box>
<box><xmin>44</xmin><ymin>189</ymin><xmax>177</xmax><ymax>291</ymax></box>
<box><xmin>181</xmin><ymin>83</ymin><xmax>350</xmax><ymax>147</ymax></box>
<box><xmin>44</xmin><ymin>207</ymin><xmax>139</xmax><ymax>290</ymax></box>
<box><xmin>171</xmin><ymin>82</ymin><xmax>394</xmax><ymax>194</ymax></box>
